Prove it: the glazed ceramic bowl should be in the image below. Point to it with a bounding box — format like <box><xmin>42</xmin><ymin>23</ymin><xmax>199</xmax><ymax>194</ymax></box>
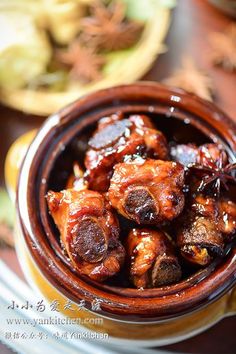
<box><xmin>14</xmin><ymin>83</ymin><xmax>236</xmax><ymax>346</ymax></box>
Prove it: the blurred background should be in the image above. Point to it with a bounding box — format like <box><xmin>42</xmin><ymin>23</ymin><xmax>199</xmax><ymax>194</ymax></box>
<box><xmin>0</xmin><ymin>1</ymin><xmax>235</xmax><ymax>353</ymax></box>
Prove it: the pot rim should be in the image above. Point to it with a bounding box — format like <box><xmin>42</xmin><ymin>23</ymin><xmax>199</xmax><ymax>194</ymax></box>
<box><xmin>16</xmin><ymin>82</ymin><xmax>236</xmax><ymax>322</ymax></box>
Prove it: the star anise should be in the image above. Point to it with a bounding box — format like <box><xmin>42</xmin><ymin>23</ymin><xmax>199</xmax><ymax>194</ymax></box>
<box><xmin>56</xmin><ymin>40</ymin><xmax>106</xmax><ymax>83</ymax></box>
<box><xmin>190</xmin><ymin>147</ymin><xmax>236</xmax><ymax>196</ymax></box>
<box><xmin>80</xmin><ymin>0</ymin><xmax>143</xmax><ymax>51</ymax></box>
<box><xmin>163</xmin><ymin>57</ymin><xmax>214</xmax><ymax>101</ymax></box>
<box><xmin>208</xmin><ymin>23</ymin><xmax>236</xmax><ymax>71</ymax></box>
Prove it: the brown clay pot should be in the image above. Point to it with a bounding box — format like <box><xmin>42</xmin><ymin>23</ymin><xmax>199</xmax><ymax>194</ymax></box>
<box><xmin>15</xmin><ymin>82</ymin><xmax>236</xmax><ymax>345</ymax></box>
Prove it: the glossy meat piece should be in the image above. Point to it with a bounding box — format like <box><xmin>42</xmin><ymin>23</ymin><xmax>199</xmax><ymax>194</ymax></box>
<box><xmin>218</xmin><ymin>199</ymin><xmax>236</xmax><ymax>240</ymax></box>
<box><xmin>171</xmin><ymin>143</ymin><xmax>233</xmax><ymax>196</ymax></box>
<box><xmin>170</xmin><ymin>143</ymin><xmax>228</xmax><ymax>167</ymax></box>
<box><xmin>197</xmin><ymin>144</ymin><xmax>228</xmax><ymax>168</ymax></box>
<box><xmin>191</xmin><ymin>194</ymin><xmax>218</xmax><ymax>218</ymax></box>
<box><xmin>46</xmin><ymin>189</ymin><xmax>125</xmax><ymax>281</ymax></box>
<box><xmin>126</xmin><ymin>229</ymin><xmax>182</xmax><ymax>288</ymax></box>
<box><xmin>170</xmin><ymin>144</ymin><xmax>199</xmax><ymax>166</ymax></box>
<box><xmin>84</xmin><ymin>114</ymin><xmax>169</xmax><ymax>191</ymax></box>
<box><xmin>108</xmin><ymin>159</ymin><xmax>185</xmax><ymax>225</ymax></box>
<box><xmin>177</xmin><ymin>194</ymin><xmax>224</xmax><ymax>266</ymax></box>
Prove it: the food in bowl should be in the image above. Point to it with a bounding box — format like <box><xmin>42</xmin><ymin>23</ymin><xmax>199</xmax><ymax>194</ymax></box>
<box><xmin>14</xmin><ymin>84</ymin><xmax>236</xmax><ymax>343</ymax></box>
<box><xmin>46</xmin><ymin>113</ymin><xmax>236</xmax><ymax>289</ymax></box>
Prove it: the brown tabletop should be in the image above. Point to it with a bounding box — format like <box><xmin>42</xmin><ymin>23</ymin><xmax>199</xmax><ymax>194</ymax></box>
<box><xmin>0</xmin><ymin>1</ymin><xmax>236</xmax><ymax>353</ymax></box>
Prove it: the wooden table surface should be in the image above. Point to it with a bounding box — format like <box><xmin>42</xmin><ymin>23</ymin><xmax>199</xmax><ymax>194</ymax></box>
<box><xmin>0</xmin><ymin>1</ymin><xmax>235</xmax><ymax>353</ymax></box>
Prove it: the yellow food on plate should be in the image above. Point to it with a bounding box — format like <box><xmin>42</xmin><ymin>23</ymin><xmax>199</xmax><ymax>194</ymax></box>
<box><xmin>0</xmin><ymin>0</ymin><xmax>175</xmax><ymax>115</ymax></box>
<box><xmin>4</xmin><ymin>130</ymin><xmax>36</xmax><ymax>201</ymax></box>
<box><xmin>0</xmin><ymin>11</ymin><xmax>51</xmax><ymax>89</ymax></box>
